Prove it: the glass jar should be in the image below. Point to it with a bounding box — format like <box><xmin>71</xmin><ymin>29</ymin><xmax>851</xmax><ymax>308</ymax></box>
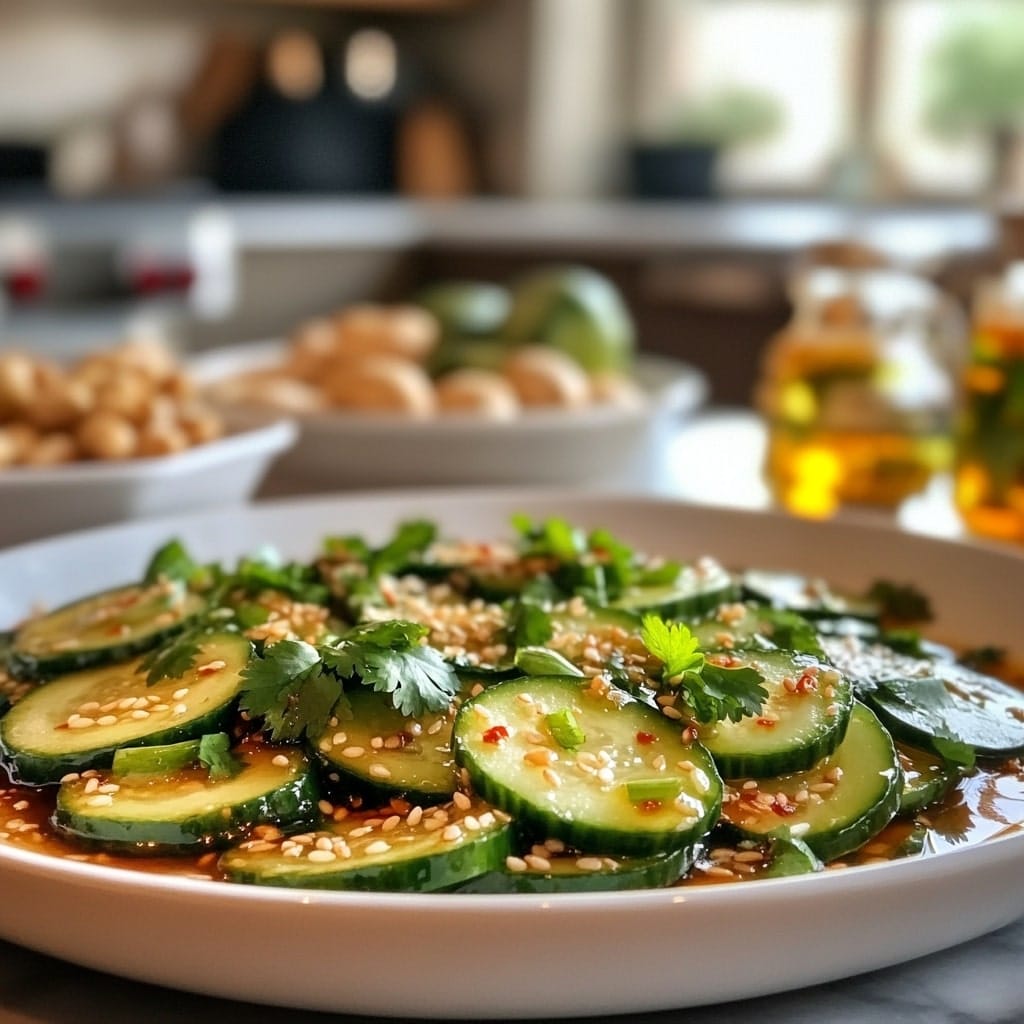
<box><xmin>757</xmin><ymin>267</ymin><xmax>963</xmax><ymax>519</ymax></box>
<box><xmin>954</xmin><ymin>263</ymin><xmax>1024</xmax><ymax>542</ymax></box>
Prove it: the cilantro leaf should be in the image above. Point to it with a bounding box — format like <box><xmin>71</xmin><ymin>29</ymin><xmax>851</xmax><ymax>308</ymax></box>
<box><xmin>144</xmin><ymin>539</ymin><xmax>199</xmax><ymax>585</ymax></box>
<box><xmin>641</xmin><ymin>614</ymin><xmax>767</xmax><ymax>724</ymax></box>
<box><xmin>138</xmin><ymin>631</ymin><xmax>204</xmax><ymax>685</ymax></box>
<box><xmin>234</xmin><ymin>557</ymin><xmax>329</xmax><ymax>606</ymax></box>
<box><xmin>198</xmin><ymin>733</ymin><xmax>245</xmax><ymax>780</ymax></box>
<box><xmin>368</xmin><ymin>520</ymin><xmax>437</xmax><ymax>577</ymax></box>
<box><xmin>697</xmin><ymin>664</ymin><xmax>770</xmax><ymax>724</ymax></box>
<box><xmin>349</xmin><ymin>644</ymin><xmax>459</xmax><ymax>717</ymax></box>
<box><xmin>239</xmin><ymin>639</ymin><xmax>328</xmax><ymax>741</ymax></box>
<box><xmin>866</xmin><ymin>580</ymin><xmax>933</xmax><ymax>624</ymax></box>
<box><xmin>641</xmin><ymin>616</ymin><xmax>704</xmax><ymax>679</ymax></box>
<box><xmin>933</xmin><ymin>736</ymin><xmax>976</xmax><ymax>772</ymax></box>
<box><xmin>508</xmin><ymin>600</ymin><xmax>553</xmax><ymax>648</ymax></box>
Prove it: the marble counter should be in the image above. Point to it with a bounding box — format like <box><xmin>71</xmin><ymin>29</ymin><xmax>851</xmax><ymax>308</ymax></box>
<box><xmin>2</xmin><ymin>918</ymin><xmax>1023</xmax><ymax>1024</ymax></box>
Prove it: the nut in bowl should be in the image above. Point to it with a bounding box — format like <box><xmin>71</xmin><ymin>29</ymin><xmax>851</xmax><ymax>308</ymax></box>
<box><xmin>0</xmin><ymin>340</ymin><xmax>297</xmax><ymax>546</ymax></box>
<box><xmin>196</xmin><ymin>269</ymin><xmax>706</xmax><ymax>489</ymax></box>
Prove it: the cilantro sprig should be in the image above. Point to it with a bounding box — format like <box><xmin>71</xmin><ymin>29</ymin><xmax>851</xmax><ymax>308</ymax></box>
<box><xmin>238</xmin><ymin>619</ymin><xmax>460</xmax><ymax>743</ymax></box>
<box><xmin>510</xmin><ymin>515</ymin><xmax>682</xmax><ymax>604</ymax></box>
<box><xmin>640</xmin><ymin>614</ymin><xmax>768</xmax><ymax>724</ymax></box>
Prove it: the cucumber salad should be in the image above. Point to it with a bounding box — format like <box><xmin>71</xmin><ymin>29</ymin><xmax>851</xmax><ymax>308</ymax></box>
<box><xmin>1</xmin><ymin>515</ymin><xmax>1023</xmax><ymax>894</ymax></box>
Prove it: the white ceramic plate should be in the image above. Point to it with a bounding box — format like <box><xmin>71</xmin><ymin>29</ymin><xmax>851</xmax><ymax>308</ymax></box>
<box><xmin>1</xmin><ymin>490</ymin><xmax>1024</xmax><ymax>1019</ymax></box>
<box><xmin>190</xmin><ymin>340</ymin><xmax>706</xmax><ymax>490</ymax></box>
<box><xmin>0</xmin><ymin>419</ymin><xmax>297</xmax><ymax>548</ymax></box>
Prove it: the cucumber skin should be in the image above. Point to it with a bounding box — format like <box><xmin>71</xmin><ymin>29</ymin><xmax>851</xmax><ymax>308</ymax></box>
<box><xmin>0</xmin><ymin>632</ymin><xmax>251</xmax><ymax>786</ymax></box>
<box><xmin>53</xmin><ymin>769</ymin><xmax>320</xmax><ymax>855</ymax></box>
<box><xmin>723</xmin><ymin>706</ymin><xmax>903</xmax><ymax>863</ymax></box>
<box><xmin>2</xmin><ymin>705</ymin><xmax>238</xmax><ymax>787</ymax></box>
<box><xmin>699</xmin><ymin>654</ymin><xmax>856</xmax><ymax>779</ymax></box>
<box><xmin>220</xmin><ymin>821</ymin><xmax>513</xmax><ymax>892</ymax></box>
<box><xmin>454</xmin><ymin>845</ymin><xmax>695</xmax><ymax>894</ymax></box>
<box><xmin>311</xmin><ymin>749</ymin><xmax>457</xmax><ymax>807</ymax></box>
<box><xmin>452</xmin><ymin>678</ymin><xmax>723</xmax><ymax>858</ymax></box>
<box><xmin>7</xmin><ymin>589</ymin><xmax>206</xmax><ymax>681</ymax></box>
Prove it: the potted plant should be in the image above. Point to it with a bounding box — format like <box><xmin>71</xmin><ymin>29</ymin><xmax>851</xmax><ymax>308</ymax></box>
<box><xmin>629</xmin><ymin>86</ymin><xmax>782</xmax><ymax>200</ymax></box>
<box><xmin>925</xmin><ymin>13</ymin><xmax>1024</xmax><ymax>195</ymax></box>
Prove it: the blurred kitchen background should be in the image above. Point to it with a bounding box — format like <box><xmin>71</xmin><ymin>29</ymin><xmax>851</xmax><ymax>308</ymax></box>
<box><xmin>6</xmin><ymin>0</ymin><xmax>1024</xmax><ymax>537</ymax></box>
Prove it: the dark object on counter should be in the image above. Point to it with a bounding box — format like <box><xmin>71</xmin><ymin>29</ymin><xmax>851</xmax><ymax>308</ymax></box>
<box><xmin>0</xmin><ymin>144</ymin><xmax>47</xmax><ymax>186</ymax></box>
<box><xmin>212</xmin><ymin>85</ymin><xmax>397</xmax><ymax>194</ymax></box>
<box><xmin>629</xmin><ymin>143</ymin><xmax>717</xmax><ymax>200</ymax></box>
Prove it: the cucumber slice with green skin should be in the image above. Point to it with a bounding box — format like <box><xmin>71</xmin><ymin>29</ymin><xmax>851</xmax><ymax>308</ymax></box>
<box><xmin>824</xmin><ymin>636</ymin><xmax>1024</xmax><ymax>759</ymax></box>
<box><xmin>611</xmin><ymin>561</ymin><xmax>739</xmax><ymax>619</ymax></box>
<box><xmin>742</xmin><ymin>571</ymin><xmax>877</xmax><ymax>622</ymax></box>
<box><xmin>697</xmin><ymin>651</ymin><xmax>854</xmax><ymax>778</ymax></box>
<box><xmin>762</xmin><ymin>836</ymin><xmax>824</xmax><ymax>878</ymax></box>
<box><xmin>897</xmin><ymin>742</ymin><xmax>959</xmax><ymax>816</ymax></box>
<box><xmin>54</xmin><ymin>744</ymin><xmax>317</xmax><ymax>854</ymax></box>
<box><xmin>218</xmin><ymin>796</ymin><xmax>511</xmax><ymax>891</ymax></box>
<box><xmin>456</xmin><ymin>843</ymin><xmax>694</xmax><ymax>894</ymax></box>
<box><xmin>864</xmin><ymin>668</ymin><xmax>1024</xmax><ymax>760</ymax></box>
<box><xmin>0</xmin><ymin>633</ymin><xmax>251</xmax><ymax>785</ymax></box>
<box><xmin>311</xmin><ymin>688</ymin><xmax>458</xmax><ymax>805</ymax></box>
<box><xmin>720</xmin><ymin>703</ymin><xmax>902</xmax><ymax>863</ymax></box>
<box><xmin>689</xmin><ymin>605</ymin><xmax>825</xmax><ymax>659</ymax></box>
<box><xmin>8</xmin><ymin>582</ymin><xmax>206</xmax><ymax>680</ymax></box>
<box><xmin>452</xmin><ymin>675</ymin><xmax>722</xmax><ymax>857</ymax></box>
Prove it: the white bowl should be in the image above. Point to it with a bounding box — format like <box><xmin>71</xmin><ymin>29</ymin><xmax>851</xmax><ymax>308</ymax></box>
<box><xmin>191</xmin><ymin>340</ymin><xmax>707</xmax><ymax>490</ymax></box>
<box><xmin>0</xmin><ymin>419</ymin><xmax>297</xmax><ymax>548</ymax></box>
<box><xmin>1</xmin><ymin>491</ymin><xmax>1023</xmax><ymax>1018</ymax></box>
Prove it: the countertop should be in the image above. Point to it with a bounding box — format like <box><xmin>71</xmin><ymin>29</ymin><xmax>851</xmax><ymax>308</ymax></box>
<box><xmin>3</xmin><ymin>921</ymin><xmax>1024</xmax><ymax>1023</ymax></box>
<box><xmin>1</xmin><ymin>410</ymin><xmax>1020</xmax><ymax>1024</ymax></box>
<box><xmin>0</xmin><ymin>195</ymin><xmax>995</xmax><ymax>262</ymax></box>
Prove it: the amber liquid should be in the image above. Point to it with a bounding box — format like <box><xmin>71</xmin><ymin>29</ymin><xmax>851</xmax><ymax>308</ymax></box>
<box><xmin>954</xmin><ymin>320</ymin><xmax>1024</xmax><ymax>543</ymax></box>
<box><xmin>766</xmin><ymin>424</ymin><xmax>950</xmax><ymax>519</ymax></box>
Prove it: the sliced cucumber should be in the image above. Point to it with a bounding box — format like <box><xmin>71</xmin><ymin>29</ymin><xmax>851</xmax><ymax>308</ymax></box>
<box><xmin>897</xmin><ymin>742</ymin><xmax>959</xmax><ymax>816</ymax></box>
<box><xmin>0</xmin><ymin>632</ymin><xmax>251</xmax><ymax>785</ymax></box>
<box><xmin>218</xmin><ymin>796</ymin><xmax>511</xmax><ymax>891</ymax></box>
<box><xmin>742</xmin><ymin>571</ymin><xmax>877</xmax><ymax>621</ymax></box>
<box><xmin>457</xmin><ymin>843</ymin><xmax>694</xmax><ymax>894</ymax></box>
<box><xmin>8</xmin><ymin>581</ymin><xmax>206</xmax><ymax>680</ymax></box>
<box><xmin>689</xmin><ymin>604</ymin><xmax>825</xmax><ymax>659</ymax></box>
<box><xmin>696</xmin><ymin>651</ymin><xmax>854</xmax><ymax>778</ymax></box>
<box><xmin>762</xmin><ymin>836</ymin><xmax>823</xmax><ymax>878</ymax></box>
<box><xmin>825</xmin><ymin>636</ymin><xmax>1024</xmax><ymax>759</ymax></box>
<box><xmin>311</xmin><ymin>688</ymin><xmax>458</xmax><ymax>804</ymax></box>
<box><xmin>612</xmin><ymin>560</ymin><xmax>739</xmax><ymax>619</ymax></box>
<box><xmin>720</xmin><ymin>703</ymin><xmax>902</xmax><ymax>862</ymax></box>
<box><xmin>53</xmin><ymin>744</ymin><xmax>317</xmax><ymax>853</ymax></box>
<box><xmin>452</xmin><ymin>675</ymin><xmax>722</xmax><ymax>857</ymax></box>
<box><xmin>865</xmin><ymin>667</ymin><xmax>1024</xmax><ymax>760</ymax></box>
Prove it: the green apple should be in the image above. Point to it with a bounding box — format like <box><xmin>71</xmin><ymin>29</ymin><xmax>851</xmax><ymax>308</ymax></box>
<box><xmin>502</xmin><ymin>266</ymin><xmax>636</xmax><ymax>372</ymax></box>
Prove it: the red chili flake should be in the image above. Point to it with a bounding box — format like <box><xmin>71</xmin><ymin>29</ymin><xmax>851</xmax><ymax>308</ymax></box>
<box><xmin>795</xmin><ymin>670</ymin><xmax>819</xmax><ymax>694</ymax></box>
<box><xmin>640</xmin><ymin>800</ymin><xmax>663</xmax><ymax>813</ymax></box>
<box><xmin>482</xmin><ymin>725</ymin><xmax>509</xmax><ymax>745</ymax></box>
<box><xmin>636</xmin><ymin>731</ymin><xmax>657</xmax><ymax>745</ymax></box>
<box><xmin>771</xmin><ymin>798</ymin><xmax>796</xmax><ymax>816</ymax></box>
<box><xmin>755</xmin><ymin>717</ymin><xmax>777</xmax><ymax>728</ymax></box>
<box><xmin>682</xmin><ymin>726</ymin><xmax>700</xmax><ymax>743</ymax></box>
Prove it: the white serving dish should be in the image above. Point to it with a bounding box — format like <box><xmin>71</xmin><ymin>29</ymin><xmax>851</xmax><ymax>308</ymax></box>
<box><xmin>190</xmin><ymin>340</ymin><xmax>707</xmax><ymax>490</ymax></box>
<box><xmin>0</xmin><ymin>419</ymin><xmax>297</xmax><ymax>548</ymax></box>
<box><xmin>0</xmin><ymin>490</ymin><xmax>1023</xmax><ymax>1018</ymax></box>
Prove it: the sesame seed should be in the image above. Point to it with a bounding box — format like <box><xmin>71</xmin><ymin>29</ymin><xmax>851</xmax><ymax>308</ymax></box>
<box><xmin>524</xmin><ymin>854</ymin><xmax>551</xmax><ymax>871</ymax></box>
<box><xmin>197</xmin><ymin>660</ymin><xmax>226</xmax><ymax>675</ymax></box>
<box><xmin>661</xmin><ymin>706</ymin><xmax>683</xmax><ymax>721</ymax></box>
<box><xmin>272</xmin><ymin>754</ymin><xmax>290</xmax><ymax>768</ymax></box>
<box><xmin>368</xmin><ymin>764</ymin><xmax>392</xmax><ymax>780</ymax></box>
<box><xmin>441</xmin><ymin>824</ymin><xmax>463</xmax><ymax>842</ymax></box>
<box><xmin>381</xmin><ymin>815</ymin><xmax>401</xmax><ymax>833</ymax></box>
<box><xmin>172</xmin><ymin>703</ymin><xmax>188</xmax><ymax>716</ymax></box>
<box><xmin>130</xmin><ymin>709</ymin><xmax>150</xmax><ymax>720</ymax></box>
<box><xmin>341</xmin><ymin>746</ymin><xmax>365</xmax><ymax>759</ymax></box>
<box><xmin>317</xmin><ymin>799</ymin><xmax>334</xmax><ymax>816</ymax></box>
<box><xmin>452</xmin><ymin>791</ymin><xmax>471</xmax><ymax>811</ymax></box>
<box><xmin>597</xmin><ymin>767</ymin><xmax>615</xmax><ymax>784</ymax></box>
<box><xmin>576</xmin><ymin>857</ymin><xmax>603</xmax><ymax>872</ymax></box>
<box><xmin>172</xmin><ymin>688</ymin><xmax>190</xmax><ymax>700</ymax></box>
<box><xmin>506</xmin><ymin>856</ymin><xmax>528</xmax><ymax>872</ymax></box>
<box><xmin>348</xmin><ymin>825</ymin><xmax>374</xmax><ymax>838</ymax></box>
<box><xmin>87</xmin><ymin>794</ymin><xmax>114</xmax><ymax>807</ymax></box>
<box><xmin>307</xmin><ymin>849</ymin><xmax>337</xmax><ymax>863</ymax></box>
<box><xmin>524</xmin><ymin>748</ymin><xmax>554</xmax><ymax>767</ymax></box>
<box><xmin>407</xmin><ymin>806</ymin><xmax>424</xmax><ymax>827</ymax></box>
<box><xmin>68</xmin><ymin>717</ymin><xmax>95</xmax><ymax>730</ymax></box>
<box><xmin>542</xmin><ymin>768</ymin><xmax>562</xmax><ymax>788</ymax></box>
